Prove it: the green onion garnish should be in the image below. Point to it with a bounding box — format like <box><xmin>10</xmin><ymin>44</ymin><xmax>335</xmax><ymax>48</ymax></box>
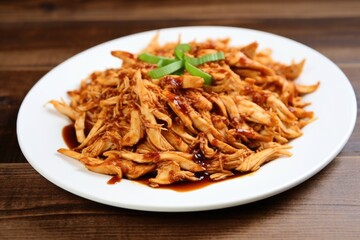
<box><xmin>138</xmin><ymin>53</ymin><xmax>177</xmax><ymax>67</ymax></box>
<box><xmin>174</xmin><ymin>43</ymin><xmax>191</xmax><ymax>60</ymax></box>
<box><xmin>185</xmin><ymin>52</ymin><xmax>225</xmax><ymax>66</ymax></box>
<box><xmin>138</xmin><ymin>43</ymin><xmax>224</xmax><ymax>85</ymax></box>
<box><xmin>148</xmin><ymin>60</ymin><xmax>184</xmax><ymax>79</ymax></box>
<box><xmin>185</xmin><ymin>62</ymin><xmax>213</xmax><ymax>85</ymax></box>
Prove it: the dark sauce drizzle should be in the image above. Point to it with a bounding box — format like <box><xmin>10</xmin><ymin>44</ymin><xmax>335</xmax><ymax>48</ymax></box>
<box><xmin>63</xmin><ymin>124</ymin><xmax>251</xmax><ymax>192</ymax></box>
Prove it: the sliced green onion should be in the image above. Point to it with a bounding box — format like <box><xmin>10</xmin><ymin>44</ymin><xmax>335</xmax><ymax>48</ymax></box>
<box><xmin>139</xmin><ymin>43</ymin><xmax>224</xmax><ymax>84</ymax></box>
<box><xmin>172</xmin><ymin>69</ymin><xmax>184</xmax><ymax>75</ymax></box>
<box><xmin>185</xmin><ymin>62</ymin><xmax>212</xmax><ymax>85</ymax></box>
<box><xmin>149</xmin><ymin>60</ymin><xmax>184</xmax><ymax>79</ymax></box>
<box><xmin>156</xmin><ymin>58</ymin><xmax>178</xmax><ymax>67</ymax></box>
<box><xmin>174</xmin><ymin>43</ymin><xmax>191</xmax><ymax>59</ymax></box>
<box><xmin>139</xmin><ymin>53</ymin><xmax>167</xmax><ymax>63</ymax></box>
<box><xmin>138</xmin><ymin>53</ymin><xmax>176</xmax><ymax>66</ymax></box>
<box><xmin>185</xmin><ymin>52</ymin><xmax>225</xmax><ymax>66</ymax></box>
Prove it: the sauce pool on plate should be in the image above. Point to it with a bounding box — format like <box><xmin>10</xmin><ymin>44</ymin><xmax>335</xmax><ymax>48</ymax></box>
<box><xmin>62</xmin><ymin>124</ymin><xmax>251</xmax><ymax>192</ymax></box>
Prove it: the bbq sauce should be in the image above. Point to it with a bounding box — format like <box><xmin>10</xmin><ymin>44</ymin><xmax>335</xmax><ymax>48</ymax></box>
<box><xmin>62</xmin><ymin>124</ymin><xmax>251</xmax><ymax>192</ymax></box>
<box><xmin>62</xmin><ymin>124</ymin><xmax>78</xmax><ymax>149</ymax></box>
<box><xmin>132</xmin><ymin>172</ymin><xmax>251</xmax><ymax>192</ymax></box>
<box><xmin>107</xmin><ymin>175</ymin><xmax>121</xmax><ymax>185</ymax></box>
<box><xmin>127</xmin><ymin>172</ymin><xmax>215</xmax><ymax>192</ymax></box>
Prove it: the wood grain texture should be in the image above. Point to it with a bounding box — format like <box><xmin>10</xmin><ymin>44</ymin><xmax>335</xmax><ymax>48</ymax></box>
<box><xmin>0</xmin><ymin>158</ymin><xmax>359</xmax><ymax>239</ymax></box>
<box><xmin>0</xmin><ymin>0</ymin><xmax>359</xmax><ymax>239</ymax></box>
<box><xmin>1</xmin><ymin>0</ymin><xmax>360</xmax><ymax>23</ymax></box>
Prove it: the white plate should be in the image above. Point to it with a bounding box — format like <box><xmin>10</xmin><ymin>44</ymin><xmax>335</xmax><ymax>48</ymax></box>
<box><xmin>17</xmin><ymin>26</ymin><xmax>357</xmax><ymax>212</ymax></box>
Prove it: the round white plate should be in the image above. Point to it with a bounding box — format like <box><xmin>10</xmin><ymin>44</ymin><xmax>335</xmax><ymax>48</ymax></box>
<box><xmin>17</xmin><ymin>26</ymin><xmax>357</xmax><ymax>212</ymax></box>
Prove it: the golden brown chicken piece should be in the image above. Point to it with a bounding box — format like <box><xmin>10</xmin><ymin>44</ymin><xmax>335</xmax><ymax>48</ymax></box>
<box><xmin>149</xmin><ymin>161</ymin><xmax>200</xmax><ymax>188</ymax></box>
<box><xmin>51</xmin><ymin>36</ymin><xmax>318</xmax><ymax>188</ymax></box>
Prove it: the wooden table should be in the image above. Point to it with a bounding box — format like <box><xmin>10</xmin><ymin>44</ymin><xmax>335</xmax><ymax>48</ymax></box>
<box><xmin>1</xmin><ymin>0</ymin><xmax>359</xmax><ymax>239</ymax></box>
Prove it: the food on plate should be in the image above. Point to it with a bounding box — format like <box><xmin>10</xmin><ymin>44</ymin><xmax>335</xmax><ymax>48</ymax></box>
<box><xmin>50</xmin><ymin>34</ymin><xmax>319</xmax><ymax>188</ymax></box>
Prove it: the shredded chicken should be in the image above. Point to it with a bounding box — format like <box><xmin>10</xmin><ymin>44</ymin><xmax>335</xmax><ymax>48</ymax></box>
<box><xmin>51</xmin><ymin>36</ymin><xmax>319</xmax><ymax>188</ymax></box>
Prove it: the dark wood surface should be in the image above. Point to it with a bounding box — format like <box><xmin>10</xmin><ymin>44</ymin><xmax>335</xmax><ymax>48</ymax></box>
<box><xmin>1</xmin><ymin>0</ymin><xmax>359</xmax><ymax>239</ymax></box>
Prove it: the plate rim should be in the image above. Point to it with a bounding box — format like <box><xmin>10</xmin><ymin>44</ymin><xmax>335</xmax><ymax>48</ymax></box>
<box><xmin>16</xmin><ymin>25</ymin><xmax>357</xmax><ymax>212</ymax></box>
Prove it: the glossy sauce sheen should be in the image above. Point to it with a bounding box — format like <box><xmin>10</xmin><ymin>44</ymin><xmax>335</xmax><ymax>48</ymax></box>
<box><xmin>132</xmin><ymin>172</ymin><xmax>250</xmax><ymax>192</ymax></box>
<box><xmin>62</xmin><ymin>124</ymin><xmax>79</xmax><ymax>149</ymax></box>
<box><xmin>133</xmin><ymin>173</ymin><xmax>214</xmax><ymax>192</ymax></box>
<box><xmin>63</xmin><ymin>124</ymin><xmax>250</xmax><ymax>192</ymax></box>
